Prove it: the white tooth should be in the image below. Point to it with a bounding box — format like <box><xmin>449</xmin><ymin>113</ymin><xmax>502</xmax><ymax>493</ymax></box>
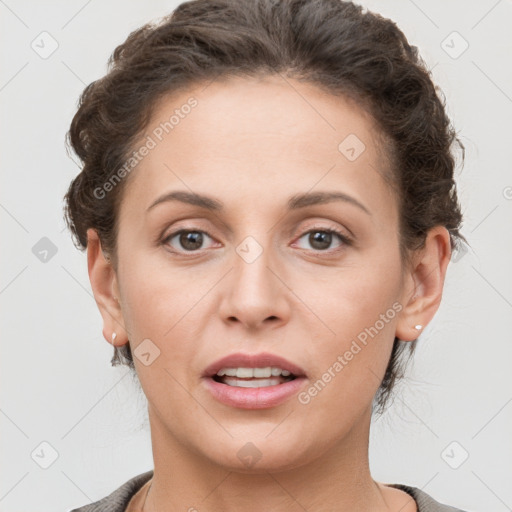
<box><xmin>253</xmin><ymin>367</ymin><xmax>272</xmax><ymax>378</ymax></box>
<box><xmin>223</xmin><ymin>377</ymin><xmax>281</xmax><ymax>388</ymax></box>
<box><xmin>215</xmin><ymin>367</ymin><xmax>293</xmax><ymax>378</ymax></box>
<box><xmin>236</xmin><ymin>367</ymin><xmax>254</xmax><ymax>378</ymax></box>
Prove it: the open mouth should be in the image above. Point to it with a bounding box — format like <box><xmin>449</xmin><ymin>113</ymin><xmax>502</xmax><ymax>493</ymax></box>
<box><xmin>203</xmin><ymin>364</ymin><xmax>307</xmax><ymax>408</ymax></box>
<box><xmin>202</xmin><ymin>353</ymin><xmax>307</xmax><ymax>400</ymax></box>
<box><xmin>211</xmin><ymin>374</ymin><xmax>297</xmax><ymax>388</ymax></box>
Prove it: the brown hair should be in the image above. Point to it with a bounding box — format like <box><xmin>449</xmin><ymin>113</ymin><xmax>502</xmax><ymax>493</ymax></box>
<box><xmin>63</xmin><ymin>0</ymin><xmax>467</xmax><ymax>414</ymax></box>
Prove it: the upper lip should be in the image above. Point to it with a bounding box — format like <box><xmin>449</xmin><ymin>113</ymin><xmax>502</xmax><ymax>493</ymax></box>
<box><xmin>202</xmin><ymin>352</ymin><xmax>307</xmax><ymax>378</ymax></box>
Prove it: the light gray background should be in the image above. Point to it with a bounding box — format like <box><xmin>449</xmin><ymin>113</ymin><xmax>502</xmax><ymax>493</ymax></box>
<box><xmin>1</xmin><ymin>1</ymin><xmax>511</xmax><ymax>511</ymax></box>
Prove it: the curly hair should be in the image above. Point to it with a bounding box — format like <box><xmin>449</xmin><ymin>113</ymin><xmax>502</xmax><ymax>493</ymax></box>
<box><xmin>63</xmin><ymin>0</ymin><xmax>467</xmax><ymax>414</ymax></box>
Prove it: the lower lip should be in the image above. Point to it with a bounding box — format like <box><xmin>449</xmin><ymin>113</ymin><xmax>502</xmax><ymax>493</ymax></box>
<box><xmin>202</xmin><ymin>376</ymin><xmax>307</xmax><ymax>409</ymax></box>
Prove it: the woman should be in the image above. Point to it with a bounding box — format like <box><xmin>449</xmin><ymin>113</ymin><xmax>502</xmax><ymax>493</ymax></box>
<box><xmin>64</xmin><ymin>0</ymin><xmax>469</xmax><ymax>510</ymax></box>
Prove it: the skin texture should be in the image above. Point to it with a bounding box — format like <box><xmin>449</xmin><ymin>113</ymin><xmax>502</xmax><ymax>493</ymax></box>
<box><xmin>87</xmin><ymin>74</ymin><xmax>451</xmax><ymax>511</ymax></box>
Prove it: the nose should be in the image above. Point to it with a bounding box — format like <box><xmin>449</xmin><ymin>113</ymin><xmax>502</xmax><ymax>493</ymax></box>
<box><xmin>218</xmin><ymin>243</ymin><xmax>291</xmax><ymax>331</ymax></box>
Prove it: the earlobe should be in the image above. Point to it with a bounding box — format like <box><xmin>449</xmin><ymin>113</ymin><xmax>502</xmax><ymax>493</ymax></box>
<box><xmin>395</xmin><ymin>226</ymin><xmax>451</xmax><ymax>342</ymax></box>
<box><xmin>86</xmin><ymin>228</ymin><xmax>129</xmax><ymax>346</ymax></box>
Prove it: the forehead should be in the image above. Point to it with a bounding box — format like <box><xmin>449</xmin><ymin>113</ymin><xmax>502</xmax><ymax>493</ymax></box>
<box><xmin>120</xmin><ymin>74</ymin><xmax>396</xmax><ymax>219</ymax></box>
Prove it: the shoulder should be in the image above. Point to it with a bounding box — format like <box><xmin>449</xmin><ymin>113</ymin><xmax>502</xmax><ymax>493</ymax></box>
<box><xmin>389</xmin><ymin>483</ymin><xmax>468</xmax><ymax>512</ymax></box>
<box><xmin>67</xmin><ymin>470</ymin><xmax>154</xmax><ymax>512</ymax></box>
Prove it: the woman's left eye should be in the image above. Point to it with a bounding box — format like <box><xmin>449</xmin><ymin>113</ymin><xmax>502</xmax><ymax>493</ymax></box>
<box><xmin>293</xmin><ymin>228</ymin><xmax>351</xmax><ymax>252</ymax></box>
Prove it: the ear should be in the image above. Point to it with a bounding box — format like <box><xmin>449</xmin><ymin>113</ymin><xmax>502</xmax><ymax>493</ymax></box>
<box><xmin>395</xmin><ymin>226</ymin><xmax>452</xmax><ymax>342</ymax></box>
<box><xmin>86</xmin><ymin>228</ymin><xmax>129</xmax><ymax>347</ymax></box>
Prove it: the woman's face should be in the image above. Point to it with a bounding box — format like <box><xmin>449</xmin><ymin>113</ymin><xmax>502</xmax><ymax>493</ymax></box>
<box><xmin>97</xmin><ymin>75</ymin><xmax>421</xmax><ymax>471</ymax></box>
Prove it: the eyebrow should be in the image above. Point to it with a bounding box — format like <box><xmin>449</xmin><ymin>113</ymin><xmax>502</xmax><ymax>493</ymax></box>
<box><xmin>146</xmin><ymin>190</ymin><xmax>371</xmax><ymax>215</ymax></box>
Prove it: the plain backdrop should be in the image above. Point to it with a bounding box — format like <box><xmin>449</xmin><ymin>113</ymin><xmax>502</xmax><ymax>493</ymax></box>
<box><xmin>1</xmin><ymin>1</ymin><xmax>511</xmax><ymax>511</ymax></box>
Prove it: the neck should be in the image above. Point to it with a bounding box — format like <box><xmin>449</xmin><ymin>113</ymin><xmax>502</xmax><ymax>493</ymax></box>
<box><xmin>144</xmin><ymin>404</ymin><xmax>394</xmax><ymax>512</ymax></box>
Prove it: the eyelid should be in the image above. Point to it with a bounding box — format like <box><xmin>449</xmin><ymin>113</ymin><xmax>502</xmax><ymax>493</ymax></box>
<box><xmin>156</xmin><ymin>218</ymin><xmax>217</xmax><ymax>245</ymax></box>
<box><xmin>297</xmin><ymin>220</ymin><xmax>352</xmax><ymax>238</ymax></box>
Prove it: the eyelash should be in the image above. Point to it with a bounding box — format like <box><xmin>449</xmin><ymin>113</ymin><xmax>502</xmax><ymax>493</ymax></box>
<box><xmin>160</xmin><ymin>225</ymin><xmax>352</xmax><ymax>256</ymax></box>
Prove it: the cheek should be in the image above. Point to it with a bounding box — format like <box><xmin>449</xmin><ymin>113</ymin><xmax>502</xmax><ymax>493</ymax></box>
<box><xmin>119</xmin><ymin>250</ymin><xmax>197</xmax><ymax>336</ymax></box>
<box><xmin>118</xmin><ymin>253</ymin><xmax>210</xmax><ymax>371</ymax></box>
<box><xmin>297</xmin><ymin>259</ymin><xmax>401</xmax><ymax>408</ymax></box>
<box><xmin>302</xmin><ymin>255</ymin><xmax>400</xmax><ymax>337</ymax></box>
<box><xmin>119</xmin><ymin>264</ymin><xmax>204</xmax><ymax>414</ymax></box>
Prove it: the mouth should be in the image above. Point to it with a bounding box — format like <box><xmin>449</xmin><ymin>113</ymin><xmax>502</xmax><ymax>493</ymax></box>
<box><xmin>211</xmin><ymin>369</ymin><xmax>297</xmax><ymax>388</ymax></box>
<box><xmin>202</xmin><ymin>351</ymin><xmax>307</xmax><ymax>384</ymax></box>
<box><xmin>201</xmin><ymin>352</ymin><xmax>307</xmax><ymax>407</ymax></box>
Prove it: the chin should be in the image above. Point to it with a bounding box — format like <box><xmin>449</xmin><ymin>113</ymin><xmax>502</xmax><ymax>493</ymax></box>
<box><xmin>202</xmin><ymin>438</ymin><xmax>314</xmax><ymax>474</ymax></box>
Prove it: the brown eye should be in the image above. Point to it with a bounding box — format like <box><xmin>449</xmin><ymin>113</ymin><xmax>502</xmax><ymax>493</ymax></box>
<box><xmin>163</xmin><ymin>229</ymin><xmax>215</xmax><ymax>252</ymax></box>
<box><xmin>294</xmin><ymin>228</ymin><xmax>351</xmax><ymax>252</ymax></box>
<box><xmin>308</xmin><ymin>231</ymin><xmax>333</xmax><ymax>250</ymax></box>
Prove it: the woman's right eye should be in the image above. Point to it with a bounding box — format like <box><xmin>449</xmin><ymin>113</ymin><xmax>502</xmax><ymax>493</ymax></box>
<box><xmin>162</xmin><ymin>229</ymin><xmax>217</xmax><ymax>253</ymax></box>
